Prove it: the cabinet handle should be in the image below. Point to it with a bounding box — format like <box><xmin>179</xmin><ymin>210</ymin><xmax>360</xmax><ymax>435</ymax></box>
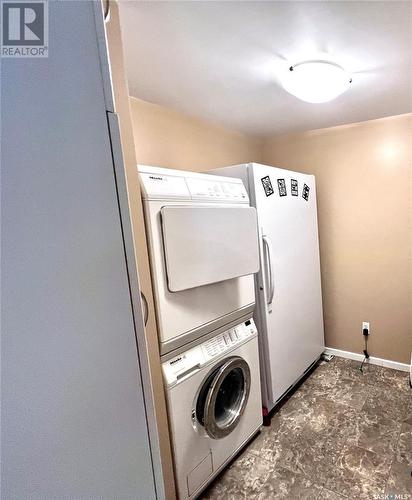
<box><xmin>140</xmin><ymin>291</ymin><xmax>149</xmax><ymax>326</ymax></box>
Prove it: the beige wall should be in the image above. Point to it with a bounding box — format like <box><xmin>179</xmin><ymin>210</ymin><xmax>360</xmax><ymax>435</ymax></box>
<box><xmin>130</xmin><ymin>97</ymin><xmax>262</xmax><ymax>171</ymax></box>
<box><xmin>262</xmin><ymin>114</ymin><xmax>412</xmax><ymax>364</ymax></box>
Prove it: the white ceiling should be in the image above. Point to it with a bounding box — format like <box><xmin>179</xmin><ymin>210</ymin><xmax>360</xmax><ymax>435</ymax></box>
<box><xmin>119</xmin><ymin>1</ymin><xmax>412</xmax><ymax>137</ymax></box>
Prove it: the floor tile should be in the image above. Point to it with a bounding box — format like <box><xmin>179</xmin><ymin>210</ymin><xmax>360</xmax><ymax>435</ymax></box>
<box><xmin>404</xmin><ymin>401</ymin><xmax>412</xmax><ymax>425</ymax></box>
<box><xmin>347</xmin><ymin>411</ymin><xmax>402</xmax><ymax>456</ymax></box>
<box><xmin>323</xmin><ymin>443</ymin><xmax>393</xmax><ymax>499</ymax></box>
<box><xmin>304</xmin><ymin>361</ymin><xmax>340</xmax><ymax>387</ymax></box>
<box><xmin>384</xmin><ymin>421</ymin><xmax>412</xmax><ymax>499</ymax></box>
<box><xmin>363</xmin><ymin>386</ymin><xmax>411</xmax><ymax>423</ymax></box>
<box><xmin>396</xmin><ymin>422</ymin><xmax>412</xmax><ymax>465</ymax></box>
<box><xmin>301</xmin><ymin>357</ymin><xmax>373</xmax><ymax>407</ymax></box>
<box><xmin>201</xmin><ymin>451</ymin><xmax>275</xmax><ymax>499</ymax></box>
<box><xmin>331</xmin><ymin>357</ymin><xmax>371</xmax><ymax>378</ymax></box>
<box><xmin>372</xmin><ymin>366</ymin><xmax>411</xmax><ymax>393</ymax></box>
<box><xmin>322</xmin><ymin>376</ymin><xmax>370</xmax><ymax>410</ymax></box>
<box><xmin>285</xmin><ymin>424</ymin><xmax>346</xmax><ymax>484</ymax></box>
<box><xmin>255</xmin><ymin>465</ymin><xmax>323</xmax><ymax>499</ymax></box>
<box><xmin>244</xmin><ymin>427</ymin><xmax>272</xmax><ymax>456</ymax></box>
<box><xmin>385</xmin><ymin>460</ymin><xmax>412</xmax><ymax>499</ymax></box>
<box><xmin>317</xmin><ymin>487</ymin><xmax>348</xmax><ymax>499</ymax></box>
<box><xmin>247</xmin><ymin>421</ymin><xmax>302</xmax><ymax>470</ymax></box>
<box><xmin>276</xmin><ymin>391</ymin><xmax>316</xmax><ymax>431</ymax></box>
<box><xmin>305</xmin><ymin>396</ymin><xmax>358</xmax><ymax>435</ymax></box>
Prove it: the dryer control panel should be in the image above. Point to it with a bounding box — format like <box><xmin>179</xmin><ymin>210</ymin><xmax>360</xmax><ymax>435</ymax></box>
<box><xmin>138</xmin><ymin>165</ymin><xmax>249</xmax><ymax>203</ymax></box>
<box><xmin>185</xmin><ymin>177</ymin><xmax>247</xmax><ymax>201</ymax></box>
<box><xmin>162</xmin><ymin>319</ymin><xmax>258</xmax><ymax>388</ymax></box>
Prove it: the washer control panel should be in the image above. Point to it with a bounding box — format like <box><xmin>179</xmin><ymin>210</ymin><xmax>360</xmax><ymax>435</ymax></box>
<box><xmin>162</xmin><ymin>319</ymin><xmax>257</xmax><ymax>388</ymax></box>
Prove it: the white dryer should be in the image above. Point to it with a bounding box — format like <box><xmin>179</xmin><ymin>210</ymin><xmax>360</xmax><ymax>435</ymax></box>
<box><xmin>162</xmin><ymin>319</ymin><xmax>262</xmax><ymax>499</ymax></box>
<box><xmin>138</xmin><ymin>165</ymin><xmax>259</xmax><ymax>355</ymax></box>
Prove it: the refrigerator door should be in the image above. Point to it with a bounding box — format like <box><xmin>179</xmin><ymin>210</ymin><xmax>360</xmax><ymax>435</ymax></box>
<box><xmin>250</xmin><ymin>164</ymin><xmax>324</xmax><ymax>408</ymax></box>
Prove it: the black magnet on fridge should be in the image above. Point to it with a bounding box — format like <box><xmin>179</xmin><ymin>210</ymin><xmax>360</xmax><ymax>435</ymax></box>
<box><xmin>261</xmin><ymin>176</ymin><xmax>274</xmax><ymax>197</ymax></box>
<box><xmin>277</xmin><ymin>179</ymin><xmax>287</xmax><ymax>197</ymax></box>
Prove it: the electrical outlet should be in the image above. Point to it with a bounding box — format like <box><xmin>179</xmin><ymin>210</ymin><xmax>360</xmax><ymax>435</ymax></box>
<box><xmin>362</xmin><ymin>322</ymin><xmax>370</xmax><ymax>334</ymax></box>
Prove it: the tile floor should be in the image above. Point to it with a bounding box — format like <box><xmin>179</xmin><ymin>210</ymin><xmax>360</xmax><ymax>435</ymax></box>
<box><xmin>201</xmin><ymin>356</ymin><xmax>412</xmax><ymax>500</ymax></box>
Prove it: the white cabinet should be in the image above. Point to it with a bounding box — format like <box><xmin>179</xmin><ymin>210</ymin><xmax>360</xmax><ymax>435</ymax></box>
<box><xmin>1</xmin><ymin>2</ymin><xmax>159</xmax><ymax>498</ymax></box>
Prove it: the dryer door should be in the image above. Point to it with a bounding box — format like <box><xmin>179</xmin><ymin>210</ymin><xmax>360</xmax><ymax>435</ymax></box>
<box><xmin>161</xmin><ymin>205</ymin><xmax>259</xmax><ymax>292</ymax></box>
<box><xmin>196</xmin><ymin>356</ymin><xmax>251</xmax><ymax>439</ymax></box>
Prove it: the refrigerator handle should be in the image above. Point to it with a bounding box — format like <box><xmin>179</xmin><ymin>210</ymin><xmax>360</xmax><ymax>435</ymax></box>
<box><xmin>262</xmin><ymin>234</ymin><xmax>275</xmax><ymax>306</ymax></box>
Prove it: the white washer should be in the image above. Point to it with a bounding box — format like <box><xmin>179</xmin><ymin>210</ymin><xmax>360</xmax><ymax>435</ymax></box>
<box><xmin>163</xmin><ymin>319</ymin><xmax>262</xmax><ymax>499</ymax></box>
<box><xmin>138</xmin><ymin>165</ymin><xmax>259</xmax><ymax>355</ymax></box>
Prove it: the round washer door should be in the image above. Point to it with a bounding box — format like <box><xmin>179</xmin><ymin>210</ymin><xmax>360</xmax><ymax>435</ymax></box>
<box><xmin>196</xmin><ymin>356</ymin><xmax>251</xmax><ymax>440</ymax></box>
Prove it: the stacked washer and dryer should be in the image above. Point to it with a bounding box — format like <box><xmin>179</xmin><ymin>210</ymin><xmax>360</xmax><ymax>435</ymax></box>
<box><xmin>138</xmin><ymin>166</ymin><xmax>263</xmax><ymax>500</ymax></box>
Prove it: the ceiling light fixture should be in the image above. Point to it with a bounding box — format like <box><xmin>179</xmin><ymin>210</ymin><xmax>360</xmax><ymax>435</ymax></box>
<box><xmin>282</xmin><ymin>60</ymin><xmax>352</xmax><ymax>103</ymax></box>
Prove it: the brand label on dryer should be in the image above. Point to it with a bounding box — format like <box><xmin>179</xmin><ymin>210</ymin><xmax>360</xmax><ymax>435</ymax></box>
<box><xmin>139</xmin><ymin>172</ymin><xmax>191</xmax><ymax>199</ymax></box>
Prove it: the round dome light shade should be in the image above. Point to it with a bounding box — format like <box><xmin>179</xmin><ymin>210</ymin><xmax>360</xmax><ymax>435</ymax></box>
<box><xmin>282</xmin><ymin>61</ymin><xmax>352</xmax><ymax>103</ymax></box>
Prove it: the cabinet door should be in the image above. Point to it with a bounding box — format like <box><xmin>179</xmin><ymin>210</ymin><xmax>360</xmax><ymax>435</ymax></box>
<box><xmin>1</xmin><ymin>2</ymin><xmax>157</xmax><ymax>499</ymax></box>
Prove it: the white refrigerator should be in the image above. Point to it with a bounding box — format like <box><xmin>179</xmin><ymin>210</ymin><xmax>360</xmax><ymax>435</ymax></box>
<box><xmin>213</xmin><ymin>163</ymin><xmax>325</xmax><ymax>412</ymax></box>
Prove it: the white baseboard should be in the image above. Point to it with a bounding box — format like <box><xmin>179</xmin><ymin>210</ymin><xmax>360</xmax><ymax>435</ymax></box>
<box><xmin>323</xmin><ymin>347</ymin><xmax>410</xmax><ymax>373</ymax></box>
